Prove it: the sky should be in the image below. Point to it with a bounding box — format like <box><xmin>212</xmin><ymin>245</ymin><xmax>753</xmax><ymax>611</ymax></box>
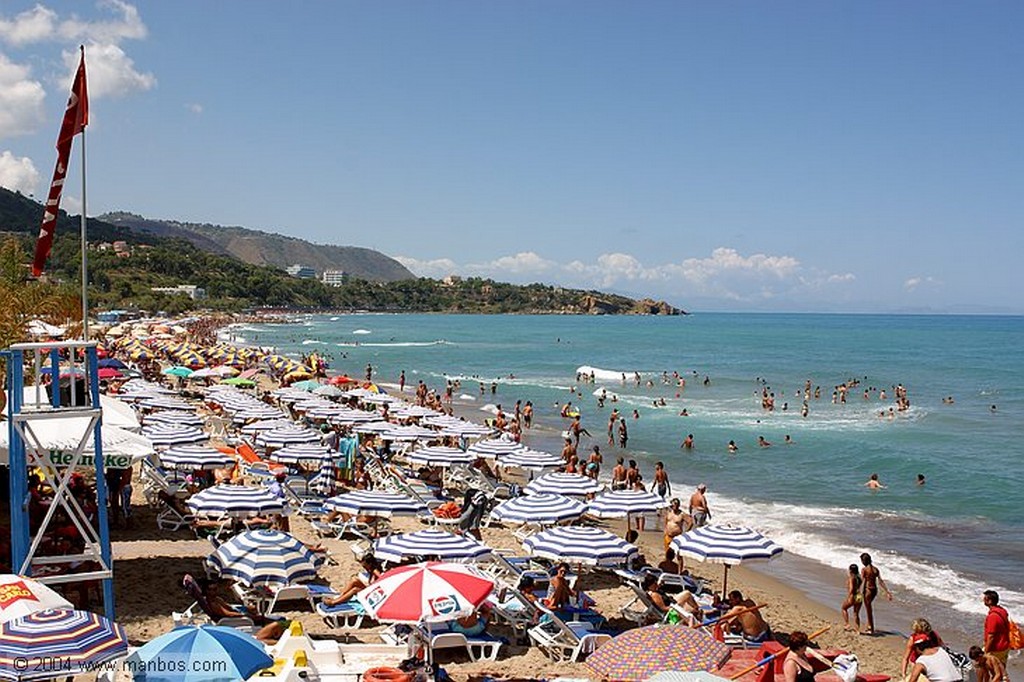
<box><xmin>1</xmin><ymin>1</ymin><xmax>1022</xmax><ymax>313</ymax></box>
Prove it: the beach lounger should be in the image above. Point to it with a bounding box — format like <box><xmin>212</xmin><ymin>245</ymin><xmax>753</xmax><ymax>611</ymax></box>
<box><xmin>527</xmin><ymin>603</ymin><xmax>612</xmax><ymax>663</ymax></box>
<box><xmin>310</xmin><ymin>518</ymin><xmax>376</xmax><ymax>542</ymax></box>
<box><xmin>619</xmin><ymin>582</ymin><xmax>667</xmax><ymax>626</ymax></box>
<box><xmin>156</xmin><ymin>495</ymin><xmax>195</xmax><ymax>532</ymax></box>
<box><xmin>415</xmin><ymin>622</ymin><xmax>503</xmax><ymax>666</ymax></box>
<box><xmin>487</xmin><ymin>586</ymin><xmax>544</xmax><ymax>640</ymax></box>
<box><xmin>316</xmin><ymin>599</ymin><xmax>367</xmax><ymax>631</ymax></box>
<box><xmin>140</xmin><ymin>458</ymin><xmax>187</xmax><ymax>507</ymax></box>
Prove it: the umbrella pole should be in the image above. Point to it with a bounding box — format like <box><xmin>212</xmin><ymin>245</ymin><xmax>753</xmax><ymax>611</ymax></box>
<box><xmin>722</xmin><ymin>564</ymin><xmax>729</xmax><ymax>595</ymax></box>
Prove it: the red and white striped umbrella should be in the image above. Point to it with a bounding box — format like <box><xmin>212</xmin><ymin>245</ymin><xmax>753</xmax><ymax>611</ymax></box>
<box><xmin>356</xmin><ymin>562</ymin><xmax>494</xmax><ymax>624</ymax></box>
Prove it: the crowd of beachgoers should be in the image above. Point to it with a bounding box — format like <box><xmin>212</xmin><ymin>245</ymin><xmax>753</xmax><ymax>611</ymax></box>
<box><xmin>9</xmin><ymin>312</ymin><xmax>1017</xmax><ymax>682</ymax></box>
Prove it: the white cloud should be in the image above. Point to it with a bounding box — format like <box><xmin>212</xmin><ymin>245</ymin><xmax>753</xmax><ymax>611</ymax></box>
<box><xmin>0</xmin><ymin>5</ymin><xmax>58</xmax><ymax>46</ymax></box>
<box><xmin>185</xmin><ymin>102</ymin><xmax>203</xmax><ymax>115</ymax></box>
<box><xmin>478</xmin><ymin>251</ymin><xmax>557</xmax><ymax>275</ymax></box>
<box><xmin>0</xmin><ymin>53</ymin><xmax>46</xmax><ymax>137</ymax></box>
<box><xmin>904</xmin><ymin>276</ymin><xmax>940</xmax><ymax>291</ymax></box>
<box><xmin>393</xmin><ymin>255</ymin><xmax>460</xmax><ymax>279</ymax></box>
<box><xmin>0</xmin><ymin>150</ymin><xmax>40</xmax><ymax>194</ymax></box>
<box><xmin>1</xmin><ymin>1</ymin><xmax>147</xmax><ymax>46</ymax></box>
<box><xmin>64</xmin><ymin>42</ymin><xmax>154</xmax><ymax>99</ymax></box>
<box><xmin>393</xmin><ymin>246</ymin><xmax>855</xmax><ymax>305</ymax></box>
<box><xmin>57</xmin><ymin>0</ymin><xmax>147</xmax><ymax>44</ymax></box>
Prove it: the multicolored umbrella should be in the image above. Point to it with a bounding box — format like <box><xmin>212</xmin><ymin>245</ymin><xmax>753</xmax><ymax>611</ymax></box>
<box><xmin>584</xmin><ymin>625</ymin><xmax>732</xmax><ymax>681</ymax></box>
<box><xmin>0</xmin><ymin>609</ymin><xmax>128</xmax><ymax>681</ymax></box>
<box><xmin>372</xmin><ymin>529</ymin><xmax>492</xmax><ymax>563</ymax></box>
<box><xmin>207</xmin><ymin>530</ymin><xmax>323</xmax><ymax>587</ymax></box>
<box><xmin>356</xmin><ymin>562</ymin><xmax>494</xmax><ymax>624</ymax></box>
<box><xmin>126</xmin><ymin>624</ymin><xmax>272</xmax><ymax>682</ymax></box>
<box><xmin>0</xmin><ymin>576</ymin><xmax>72</xmax><ymax>623</ymax></box>
<box><xmin>523</xmin><ymin>526</ymin><xmax>638</xmax><ymax>566</ymax></box>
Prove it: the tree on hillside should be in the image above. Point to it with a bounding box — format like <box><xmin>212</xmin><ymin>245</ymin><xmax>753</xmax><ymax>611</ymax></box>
<box><xmin>0</xmin><ymin>238</ymin><xmax>81</xmax><ymax>350</ymax></box>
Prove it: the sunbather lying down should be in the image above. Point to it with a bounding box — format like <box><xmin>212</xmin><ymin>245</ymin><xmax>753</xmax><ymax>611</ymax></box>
<box><xmin>322</xmin><ymin>509</ymin><xmax>375</xmax><ymax>525</ymax></box>
<box><xmin>322</xmin><ymin>555</ymin><xmax>382</xmax><ymax>606</ymax></box>
<box><xmin>197</xmin><ymin>577</ymin><xmax>287</xmax><ymax>644</ymax></box>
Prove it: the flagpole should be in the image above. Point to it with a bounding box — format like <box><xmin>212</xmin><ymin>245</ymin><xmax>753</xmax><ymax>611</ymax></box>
<box><xmin>80</xmin><ymin>126</ymin><xmax>89</xmax><ymax>340</ymax></box>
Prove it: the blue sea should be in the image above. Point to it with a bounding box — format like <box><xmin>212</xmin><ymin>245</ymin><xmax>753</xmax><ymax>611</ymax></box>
<box><xmin>225</xmin><ymin>312</ymin><xmax>1024</xmax><ymax>642</ymax></box>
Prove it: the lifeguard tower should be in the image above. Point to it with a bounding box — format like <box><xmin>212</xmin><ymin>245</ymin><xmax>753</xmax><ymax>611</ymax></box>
<box><xmin>3</xmin><ymin>340</ymin><xmax>115</xmax><ymax>617</ymax></box>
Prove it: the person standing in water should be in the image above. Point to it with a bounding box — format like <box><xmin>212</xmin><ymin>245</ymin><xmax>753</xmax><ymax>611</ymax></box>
<box><xmin>860</xmin><ymin>552</ymin><xmax>893</xmax><ymax>635</ymax></box>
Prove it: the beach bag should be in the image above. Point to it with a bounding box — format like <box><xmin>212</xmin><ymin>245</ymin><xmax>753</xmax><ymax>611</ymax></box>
<box><xmin>833</xmin><ymin>654</ymin><xmax>858</xmax><ymax>682</ymax></box>
<box><xmin>941</xmin><ymin>646</ymin><xmax>972</xmax><ymax>678</ymax></box>
<box><xmin>1009</xmin><ymin>619</ymin><xmax>1023</xmax><ymax>650</ymax></box>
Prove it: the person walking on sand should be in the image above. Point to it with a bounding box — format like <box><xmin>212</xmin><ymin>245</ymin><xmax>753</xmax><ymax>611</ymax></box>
<box><xmin>663</xmin><ymin>498</ymin><xmax>689</xmax><ymax>550</ymax></box>
<box><xmin>398</xmin><ymin>370</ymin><xmax>405</xmax><ymax>393</ymax></box>
<box><xmin>611</xmin><ymin>457</ymin><xmax>627</xmax><ymax>491</ymax></box>
<box><xmin>840</xmin><ymin>564</ymin><xmax>863</xmax><ymax>632</ymax></box>
<box><xmin>689</xmin><ymin>484</ymin><xmax>710</xmax><ymax>527</ymax></box>
<box><xmin>653</xmin><ymin>461</ymin><xmax>671</xmax><ymax>499</ymax></box>
<box><xmin>860</xmin><ymin>552</ymin><xmax>892</xmax><ymax>634</ymax></box>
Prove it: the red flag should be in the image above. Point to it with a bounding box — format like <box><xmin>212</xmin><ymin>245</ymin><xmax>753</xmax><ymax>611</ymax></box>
<box><xmin>32</xmin><ymin>47</ymin><xmax>89</xmax><ymax>277</ymax></box>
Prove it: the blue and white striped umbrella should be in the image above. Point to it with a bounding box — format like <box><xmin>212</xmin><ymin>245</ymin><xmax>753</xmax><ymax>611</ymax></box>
<box><xmin>381</xmin><ymin>425</ymin><xmax>440</xmax><ymax>442</ymax></box>
<box><xmin>239</xmin><ymin>418</ymin><xmax>294</xmax><ymax>436</ymax></box>
<box><xmin>468</xmin><ymin>439</ymin><xmax>526</xmax><ymax>459</ymax></box>
<box><xmin>142</xmin><ymin>424</ymin><xmax>207</xmax><ymax>447</ymax></box>
<box><xmin>501</xmin><ymin>449</ymin><xmax>563</xmax><ymax>471</ymax></box>
<box><xmin>523</xmin><ymin>472</ymin><xmax>603</xmax><ymax>497</ymax></box>
<box><xmin>187</xmin><ymin>485</ymin><xmax>285</xmax><ymax>517</ymax></box>
<box><xmin>587</xmin><ymin>489</ymin><xmax>668</xmax><ymax>518</ymax></box>
<box><xmin>255</xmin><ymin>425</ymin><xmax>322</xmax><ymax>449</ymax></box>
<box><xmin>139</xmin><ymin>396</ymin><xmax>194</xmax><ymax>412</ymax></box>
<box><xmin>268</xmin><ymin>443</ymin><xmax>333</xmax><ymax>464</ymax></box>
<box><xmin>0</xmin><ymin>609</ymin><xmax>127</xmax><ymax>681</ymax></box>
<box><xmin>304</xmin><ymin>404</ymin><xmax>349</xmax><ymax>420</ymax></box>
<box><xmin>373</xmin><ymin>529</ymin><xmax>492</xmax><ymax>563</ymax></box>
<box><xmin>127</xmin><ymin>625</ymin><xmax>272</xmax><ymax>682</ymax></box>
<box><xmin>233</xmin><ymin>406</ymin><xmax>290</xmax><ymax>423</ymax></box>
<box><xmin>160</xmin><ymin>444</ymin><xmax>234</xmax><ymax>470</ymax></box>
<box><xmin>407</xmin><ymin>446</ymin><xmax>475</xmax><ymax>468</ymax></box>
<box><xmin>146</xmin><ymin>410</ymin><xmax>203</xmax><ymax>429</ymax></box>
<box><xmin>670</xmin><ymin>525</ymin><xmax>783</xmax><ymax>565</ymax></box>
<box><xmin>489</xmin><ymin>493</ymin><xmax>586</xmax><ymax>525</ymax></box>
<box><xmin>523</xmin><ymin>526</ymin><xmax>639</xmax><ymax>567</ymax></box>
<box><xmin>325</xmin><ymin>490</ymin><xmax>427</xmax><ymax>518</ymax></box>
<box><xmin>352</xmin><ymin>420</ymin><xmax>394</xmax><ymax>435</ymax></box>
<box><xmin>207</xmin><ymin>529</ymin><xmax>323</xmax><ymax>586</ymax></box>
<box><xmin>439</xmin><ymin>423</ymin><xmax>494</xmax><ymax>438</ymax></box>
<box><xmin>330</xmin><ymin>411</ymin><xmax>381</xmax><ymax>425</ymax></box>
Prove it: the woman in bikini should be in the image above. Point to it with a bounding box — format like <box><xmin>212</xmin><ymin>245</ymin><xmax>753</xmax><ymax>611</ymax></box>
<box><xmin>860</xmin><ymin>552</ymin><xmax>893</xmax><ymax>634</ymax></box>
<box><xmin>840</xmin><ymin>563</ymin><xmax>863</xmax><ymax>632</ymax></box>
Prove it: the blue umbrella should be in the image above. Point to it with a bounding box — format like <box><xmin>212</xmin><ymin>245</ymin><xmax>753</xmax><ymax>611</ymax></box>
<box><xmin>126</xmin><ymin>624</ymin><xmax>272</xmax><ymax>682</ymax></box>
<box><xmin>373</xmin><ymin>529</ymin><xmax>492</xmax><ymax>563</ymax></box>
<box><xmin>97</xmin><ymin>358</ymin><xmax>128</xmax><ymax>369</ymax></box>
<box><xmin>0</xmin><ymin>609</ymin><xmax>127</xmax><ymax>681</ymax></box>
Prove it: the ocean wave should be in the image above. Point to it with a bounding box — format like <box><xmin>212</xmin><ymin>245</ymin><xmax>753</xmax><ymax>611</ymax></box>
<box><xmin>352</xmin><ymin>329</ymin><xmax>372</xmax><ymax>335</ymax></box>
<box><xmin>577</xmin><ymin>365</ymin><xmax>646</xmax><ymax>383</ymax></box>
<box><xmin>302</xmin><ymin>339</ymin><xmax>324</xmax><ymax>345</ymax></box>
<box><xmin>699</xmin><ymin>491</ymin><xmax>1024</xmax><ymax>619</ymax></box>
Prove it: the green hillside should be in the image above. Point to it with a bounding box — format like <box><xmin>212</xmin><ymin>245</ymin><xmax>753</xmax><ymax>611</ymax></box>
<box><xmin>0</xmin><ymin>187</ymin><xmax>682</xmax><ymax>316</ymax></box>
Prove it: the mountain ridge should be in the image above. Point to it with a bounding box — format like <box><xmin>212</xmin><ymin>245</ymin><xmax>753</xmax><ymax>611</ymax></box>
<box><xmin>99</xmin><ymin>211</ymin><xmax>414</xmax><ymax>282</ymax></box>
